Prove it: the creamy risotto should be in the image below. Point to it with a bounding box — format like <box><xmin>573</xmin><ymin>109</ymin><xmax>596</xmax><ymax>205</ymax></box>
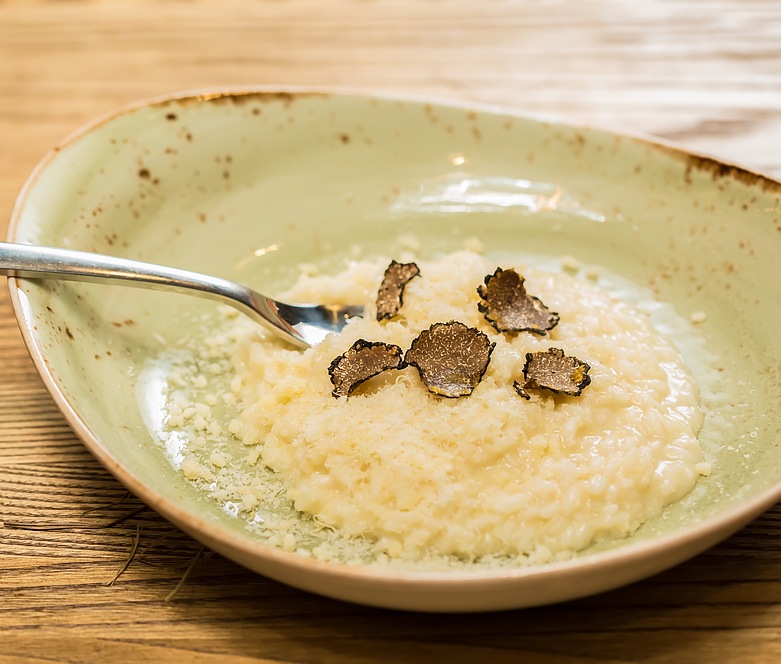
<box><xmin>192</xmin><ymin>249</ymin><xmax>711</xmax><ymax>564</ymax></box>
<box><xmin>154</xmin><ymin>247</ymin><xmax>714</xmax><ymax>567</ymax></box>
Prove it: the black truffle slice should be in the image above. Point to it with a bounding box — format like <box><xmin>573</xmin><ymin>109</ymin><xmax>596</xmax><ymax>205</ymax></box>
<box><xmin>477</xmin><ymin>267</ymin><xmax>559</xmax><ymax>335</ymax></box>
<box><xmin>516</xmin><ymin>347</ymin><xmax>591</xmax><ymax>397</ymax></box>
<box><xmin>376</xmin><ymin>260</ymin><xmax>421</xmax><ymax>320</ymax></box>
<box><xmin>404</xmin><ymin>321</ymin><xmax>495</xmax><ymax>398</ymax></box>
<box><xmin>328</xmin><ymin>339</ymin><xmax>405</xmax><ymax>398</ymax></box>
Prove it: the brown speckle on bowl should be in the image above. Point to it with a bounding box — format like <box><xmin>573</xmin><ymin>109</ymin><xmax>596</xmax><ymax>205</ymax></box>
<box><xmin>177</xmin><ymin>91</ymin><xmax>315</xmax><ymax>109</ymax></box>
<box><xmin>684</xmin><ymin>154</ymin><xmax>779</xmax><ymax>190</ymax></box>
<box><xmin>339</xmin><ymin>133</ymin><xmax>350</xmax><ymax>144</ymax></box>
<box><xmin>138</xmin><ymin>168</ymin><xmax>150</xmax><ymax>179</ymax></box>
<box><xmin>166</xmin><ymin>113</ymin><xmax>178</xmax><ymax>122</ymax></box>
<box><xmin>641</xmin><ymin>140</ymin><xmax>781</xmax><ymax>193</ymax></box>
<box><xmin>65</xmin><ymin>327</ymin><xmax>75</xmax><ymax>340</ymax></box>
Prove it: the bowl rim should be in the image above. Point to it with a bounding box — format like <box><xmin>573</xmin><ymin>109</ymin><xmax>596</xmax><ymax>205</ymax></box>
<box><xmin>6</xmin><ymin>85</ymin><xmax>781</xmax><ymax>595</ymax></box>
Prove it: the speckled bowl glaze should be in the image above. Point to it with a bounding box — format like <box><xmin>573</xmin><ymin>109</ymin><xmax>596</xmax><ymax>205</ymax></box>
<box><xmin>8</xmin><ymin>89</ymin><xmax>781</xmax><ymax>612</ymax></box>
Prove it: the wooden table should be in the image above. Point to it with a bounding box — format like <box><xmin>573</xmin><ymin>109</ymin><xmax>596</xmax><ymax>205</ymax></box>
<box><xmin>2</xmin><ymin>1</ymin><xmax>781</xmax><ymax>661</ymax></box>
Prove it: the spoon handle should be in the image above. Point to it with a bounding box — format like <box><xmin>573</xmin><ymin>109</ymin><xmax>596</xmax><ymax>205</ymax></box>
<box><xmin>1</xmin><ymin>242</ymin><xmax>364</xmax><ymax>348</ymax></box>
<box><xmin>0</xmin><ymin>241</ymin><xmax>298</xmax><ymax>342</ymax></box>
<box><xmin>0</xmin><ymin>241</ymin><xmax>248</xmax><ymax>298</ymax></box>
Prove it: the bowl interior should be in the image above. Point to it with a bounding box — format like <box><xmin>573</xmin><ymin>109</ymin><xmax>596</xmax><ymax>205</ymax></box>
<box><xmin>9</xmin><ymin>90</ymin><xmax>781</xmax><ymax>607</ymax></box>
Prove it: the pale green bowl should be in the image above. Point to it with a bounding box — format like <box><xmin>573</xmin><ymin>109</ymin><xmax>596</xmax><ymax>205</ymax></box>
<box><xmin>8</xmin><ymin>89</ymin><xmax>781</xmax><ymax>612</ymax></box>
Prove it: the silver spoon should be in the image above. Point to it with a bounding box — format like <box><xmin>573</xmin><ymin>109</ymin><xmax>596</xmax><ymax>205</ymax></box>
<box><xmin>0</xmin><ymin>242</ymin><xmax>364</xmax><ymax>348</ymax></box>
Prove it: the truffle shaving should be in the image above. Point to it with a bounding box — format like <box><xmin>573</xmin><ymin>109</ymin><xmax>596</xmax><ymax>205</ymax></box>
<box><xmin>515</xmin><ymin>347</ymin><xmax>591</xmax><ymax>398</ymax></box>
<box><xmin>376</xmin><ymin>260</ymin><xmax>421</xmax><ymax>320</ymax></box>
<box><xmin>329</xmin><ymin>339</ymin><xmax>404</xmax><ymax>398</ymax></box>
<box><xmin>477</xmin><ymin>267</ymin><xmax>559</xmax><ymax>334</ymax></box>
<box><xmin>405</xmin><ymin>321</ymin><xmax>495</xmax><ymax>398</ymax></box>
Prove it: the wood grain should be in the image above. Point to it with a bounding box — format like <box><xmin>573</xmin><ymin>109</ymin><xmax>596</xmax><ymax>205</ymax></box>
<box><xmin>2</xmin><ymin>1</ymin><xmax>781</xmax><ymax>661</ymax></box>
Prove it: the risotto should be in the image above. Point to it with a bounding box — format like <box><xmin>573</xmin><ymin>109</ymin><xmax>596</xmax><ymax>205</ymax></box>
<box><xmin>223</xmin><ymin>250</ymin><xmax>710</xmax><ymax>562</ymax></box>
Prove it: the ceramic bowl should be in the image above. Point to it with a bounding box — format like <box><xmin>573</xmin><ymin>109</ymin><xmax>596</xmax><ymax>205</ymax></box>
<box><xmin>8</xmin><ymin>88</ymin><xmax>781</xmax><ymax>612</ymax></box>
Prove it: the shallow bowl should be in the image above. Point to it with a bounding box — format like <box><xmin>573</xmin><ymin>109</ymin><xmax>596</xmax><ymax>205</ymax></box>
<box><xmin>8</xmin><ymin>88</ymin><xmax>781</xmax><ymax>612</ymax></box>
